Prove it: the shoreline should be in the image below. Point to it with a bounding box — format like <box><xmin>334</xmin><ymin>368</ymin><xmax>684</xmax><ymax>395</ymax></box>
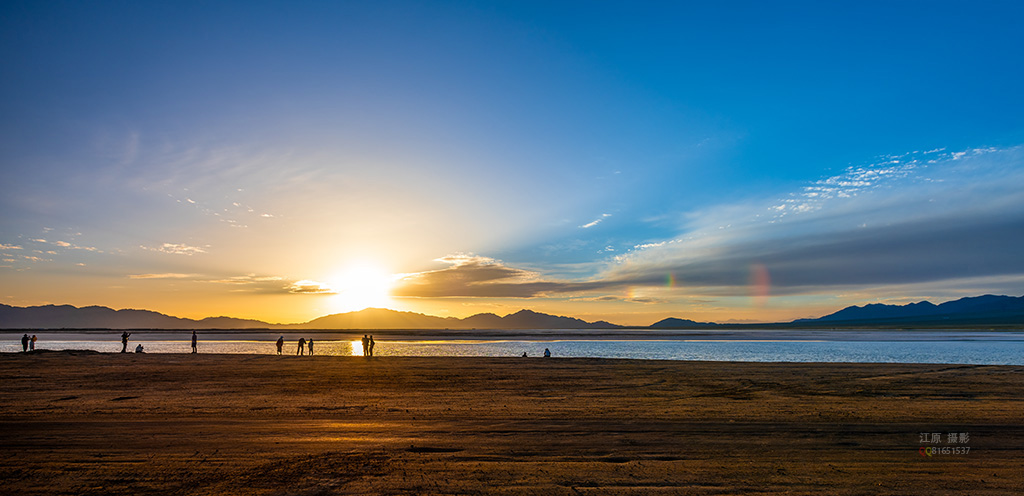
<box><xmin>2</xmin><ymin>353</ymin><xmax>1022</xmax><ymax>494</ymax></box>
<box><xmin>4</xmin><ymin>348</ymin><xmax>1023</xmax><ymax>366</ymax></box>
<box><xmin>5</xmin><ymin>327</ymin><xmax>1024</xmax><ymax>340</ymax></box>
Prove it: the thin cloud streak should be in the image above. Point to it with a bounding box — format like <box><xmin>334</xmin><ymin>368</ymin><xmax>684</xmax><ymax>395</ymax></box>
<box><xmin>129</xmin><ymin>273</ymin><xmax>200</xmax><ymax>279</ymax></box>
<box><xmin>579</xmin><ymin>213</ymin><xmax>611</xmax><ymax>229</ymax></box>
<box><xmin>142</xmin><ymin>243</ymin><xmax>208</xmax><ymax>256</ymax></box>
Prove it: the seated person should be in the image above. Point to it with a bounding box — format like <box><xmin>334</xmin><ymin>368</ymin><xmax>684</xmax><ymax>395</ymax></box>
<box><xmin>135</xmin><ymin>343</ymin><xmax>145</xmax><ymax>353</ymax></box>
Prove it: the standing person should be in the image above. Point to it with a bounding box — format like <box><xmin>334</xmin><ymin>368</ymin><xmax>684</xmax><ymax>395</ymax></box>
<box><xmin>297</xmin><ymin>337</ymin><xmax>306</xmax><ymax>356</ymax></box>
<box><xmin>191</xmin><ymin>331</ymin><xmax>198</xmax><ymax>354</ymax></box>
<box><xmin>308</xmin><ymin>338</ymin><xmax>314</xmax><ymax>356</ymax></box>
<box><xmin>361</xmin><ymin>335</ymin><xmax>369</xmax><ymax>357</ymax></box>
<box><xmin>368</xmin><ymin>335</ymin><xmax>375</xmax><ymax>357</ymax></box>
<box><xmin>120</xmin><ymin>331</ymin><xmax>131</xmax><ymax>353</ymax></box>
<box><xmin>276</xmin><ymin>336</ymin><xmax>284</xmax><ymax>355</ymax></box>
<box><xmin>30</xmin><ymin>335</ymin><xmax>37</xmax><ymax>351</ymax></box>
<box><xmin>21</xmin><ymin>334</ymin><xmax>29</xmax><ymax>352</ymax></box>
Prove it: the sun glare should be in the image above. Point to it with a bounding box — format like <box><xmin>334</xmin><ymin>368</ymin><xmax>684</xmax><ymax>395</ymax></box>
<box><xmin>327</xmin><ymin>263</ymin><xmax>397</xmax><ymax>313</ymax></box>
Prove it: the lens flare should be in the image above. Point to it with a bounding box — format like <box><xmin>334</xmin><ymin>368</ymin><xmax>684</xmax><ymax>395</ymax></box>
<box><xmin>750</xmin><ymin>264</ymin><xmax>770</xmax><ymax>307</ymax></box>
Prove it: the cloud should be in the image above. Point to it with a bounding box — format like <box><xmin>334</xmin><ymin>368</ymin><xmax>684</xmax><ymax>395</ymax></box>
<box><xmin>393</xmin><ymin>254</ymin><xmax>620</xmax><ymax>298</ymax></box>
<box><xmin>392</xmin><ymin>146</ymin><xmax>1024</xmax><ymax>304</ymax></box>
<box><xmin>394</xmin><ymin>255</ymin><xmax>539</xmax><ymax>297</ymax></box>
<box><xmin>601</xmin><ymin>146</ymin><xmax>1024</xmax><ymax>296</ymax></box>
<box><xmin>143</xmin><ymin>243</ymin><xmax>207</xmax><ymax>256</ymax></box>
<box><xmin>47</xmin><ymin>240</ymin><xmax>101</xmax><ymax>252</ymax></box>
<box><xmin>125</xmin><ymin>272</ymin><xmax>309</xmax><ymax>295</ymax></box>
<box><xmin>0</xmin><ymin>244</ymin><xmax>22</xmax><ymax>250</ymax></box>
<box><xmin>571</xmin><ymin>295</ymin><xmax>669</xmax><ymax>304</ymax></box>
<box><xmin>579</xmin><ymin>213</ymin><xmax>611</xmax><ymax>229</ymax></box>
<box><xmin>129</xmin><ymin>273</ymin><xmax>201</xmax><ymax>279</ymax></box>
<box><xmin>287</xmin><ymin>280</ymin><xmax>335</xmax><ymax>294</ymax></box>
<box><xmin>208</xmin><ymin>275</ymin><xmax>291</xmax><ymax>294</ymax></box>
<box><xmin>209</xmin><ymin>274</ymin><xmax>285</xmax><ymax>285</ymax></box>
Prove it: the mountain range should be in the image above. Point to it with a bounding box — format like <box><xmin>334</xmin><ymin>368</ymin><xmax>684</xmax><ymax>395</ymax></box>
<box><xmin>647</xmin><ymin>294</ymin><xmax>1024</xmax><ymax>328</ymax></box>
<box><xmin>2</xmin><ymin>294</ymin><xmax>1022</xmax><ymax>330</ymax></box>
<box><xmin>0</xmin><ymin>304</ymin><xmax>620</xmax><ymax>330</ymax></box>
<box><xmin>791</xmin><ymin>294</ymin><xmax>1024</xmax><ymax>326</ymax></box>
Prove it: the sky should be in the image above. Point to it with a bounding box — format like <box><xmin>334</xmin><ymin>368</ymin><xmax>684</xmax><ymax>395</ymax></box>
<box><xmin>1</xmin><ymin>1</ymin><xmax>1023</xmax><ymax>326</ymax></box>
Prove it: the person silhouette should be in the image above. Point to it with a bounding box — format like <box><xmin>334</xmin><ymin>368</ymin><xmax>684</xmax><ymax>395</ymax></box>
<box><xmin>308</xmin><ymin>338</ymin><xmax>314</xmax><ymax>356</ymax></box>
<box><xmin>21</xmin><ymin>334</ymin><xmax>29</xmax><ymax>352</ymax></box>
<box><xmin>30</xmin><ymin>335</ymin><xmax>37</xmax><ymax>351</ymax></box>
<box><xmin>369</xmin><ymin>335</ymin><xmax>375</xmax><ymax>357</ymax></box>
<box><xmin>276</xmin><ymin>336</ymin><xmax>284</xmax><ymax>355</ymax></box>
<box><xmin>191</xmin><ymin>331</ymin><xmax>198</xmax><ymax>354</ymax></box>
<box><xmin>135</xmin><ymin>343</ymin><xmax>144</xmax><ymax>353</ymax></box>
<box><xmin>361</xmin><ymin>335</ymin><xmax>369</xmax><ymax>357</ymax></box>
<box><xmin>121</xmin><ymin>331</ymin><xmax>131</xmax><ymax>353</ymax></box>
<box><xmin>297</xmin><ymin>337</ymin><xmax>306</xmax><ymax>356</ymax></box>
<box><xmin>543</xmin><ymin>348</ymin><xmax>551</xmax><ymax>358</ymax></box>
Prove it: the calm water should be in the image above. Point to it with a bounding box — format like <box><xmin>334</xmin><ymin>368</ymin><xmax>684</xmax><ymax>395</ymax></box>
<box><xmin>4</xmin><ymin>330</ymin><xmax>1024</xmax><ymax>365</ymax></box>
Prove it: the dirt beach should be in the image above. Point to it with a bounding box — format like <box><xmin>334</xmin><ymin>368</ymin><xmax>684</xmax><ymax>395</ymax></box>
<box><xmin>1</xmin><ymin>352</ymin><xmax>1021</xmax><ymax>495</ymax></box>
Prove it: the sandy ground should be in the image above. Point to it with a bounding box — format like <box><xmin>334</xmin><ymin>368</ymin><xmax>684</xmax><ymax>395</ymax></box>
<box><xmin>1</xmin><ymin>351</ymin><xmax>1022</xmax><ymax>495</ymax></box>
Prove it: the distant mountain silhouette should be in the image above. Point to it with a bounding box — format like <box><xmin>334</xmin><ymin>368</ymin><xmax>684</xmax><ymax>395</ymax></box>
<box><xmin>649</xmin><ymin>317</ymin><xmax>721</xmax><ymax>329</ymax></box>
<box><xmin>5</xmin><ymin>294</ymin><xmax>1023</xmax><ymax>330</ymax></box>
<box><xmin>0</xmin><ymin>304</ymin><xmax>620</xmax><ymax>330</ymax></box>
<box><xmin>291</xmin><ymin>308</ymin><xmax>462</xmax><ymax>329</ymax></box>
<box><xmin>792</xmin><ymin>294</ymin><xmax>1024</xmax><ymax>325</ymax></box>
<box><xmin>464</xmin><ymin>309</ymin><xmax>619</xmax><ymax>329</ymax></box>
<box><xmin>289</xmin><ymin>308</ymin><xmax>619</xmax><ymax>329</ymax></box>
<box><xmin>0</xmin><ymin>304</ymin><xmax>273</xmax><ymax>329</ymax></box>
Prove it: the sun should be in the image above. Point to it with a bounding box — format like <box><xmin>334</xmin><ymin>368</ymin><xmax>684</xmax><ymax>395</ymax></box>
<box><xmin>327</xmin><ymin>263</ymin><xmax>397</xmax><ymax>313</ymax></box>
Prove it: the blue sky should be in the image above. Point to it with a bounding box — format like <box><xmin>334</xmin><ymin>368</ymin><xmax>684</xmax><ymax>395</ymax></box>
<box><xmin>1</xmin><ymin>1</ymin><xmax>1023</xmax><ymax>324</ymax></box>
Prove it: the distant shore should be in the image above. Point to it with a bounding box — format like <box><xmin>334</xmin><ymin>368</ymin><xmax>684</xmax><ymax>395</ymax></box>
<box><xmin>4</xmin><ymin>326</ymin><xmax>1024</xmax><ymax>343</ymax></box>
<box><xmin>1</xmin><ymin>352</ymin><xmax>1021</xmax><ymax>495</ymax></box>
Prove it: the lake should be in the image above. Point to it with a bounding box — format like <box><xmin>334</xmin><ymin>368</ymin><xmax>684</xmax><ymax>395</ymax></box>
<box><xmin>4</xmin><ymin>329</ymin><xmax>1024</xmax><ymax>365</ymax></box>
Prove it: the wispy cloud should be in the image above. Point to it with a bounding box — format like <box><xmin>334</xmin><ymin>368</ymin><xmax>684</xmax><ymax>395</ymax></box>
<box><xmin>396</xmin><ymin>146</ymin><xmax>1024</xmax><ymax>303</ymax></box>
<box><xmin>209</xmin><ymin>274</ymin><xmax>285</xmax><ymax>285</ymax></box>
<box><xmin>571</xmin><ymin>295</ymin><xmax>669</xmax><ymax>304</ymax></box>
<box><xmin>602</xmin><ymin>146</ymin><xmax>1024</xmax><ymax>296</ymax></box>
<box><xmin>127</xmin><ymin>272</ymin><xmax>304</xmax><ymax>295</ymax></box>
<box><xmin>47</xmin><ymin>240</ymin><xmax>101</xmax><ymax>252</ymax></box>
<box><xmin>579</xmin><ymin>213</ymin><xmax>611</xmax><ymax>229</ymax></box>
<box><xmin>287</xmin><ymin>280</ymin><xmax>335</xmax><ymax>294</ymax></box>
<box><xmin>143</xmin><ymin>243</ymin><xmax>207</xmax><ymax>256</ymax></box>
<box><xmin>129</xmin><ymin>273</ymin><xmax>200</xmax><ymax>279</ymax></box>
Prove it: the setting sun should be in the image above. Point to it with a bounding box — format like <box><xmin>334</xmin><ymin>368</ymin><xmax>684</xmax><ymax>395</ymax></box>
<box><xmin>327</xmin><ymin>263</ymin><xmax>397</xmax><ymax>313</ymax></box>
